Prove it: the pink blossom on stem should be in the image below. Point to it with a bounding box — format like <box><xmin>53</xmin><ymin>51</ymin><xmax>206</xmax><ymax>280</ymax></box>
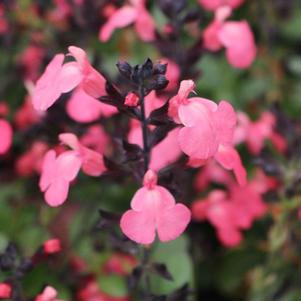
<box><xmin>170</xmin><ymin>80</ymin><xmax>246</xmax><ymax>185</ymax></box>
<box><xmin>32</xmin><ymin>46</ymin><xmax>106</xmax><ymax>111</ymax></box>
<box><xmin>120</xmin><ymin>170</ymin><xmax>191</xmax><ymax>244</ymax></box>
<box><xmin>99</xmin><ymin>0</ymin><xmax>155</xmax><ymax>42</ymax></box>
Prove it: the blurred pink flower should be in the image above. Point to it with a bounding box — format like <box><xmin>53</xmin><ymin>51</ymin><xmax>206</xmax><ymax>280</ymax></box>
<box><xmin>120</xmin><ymin>170</ymin><xmax>191</xmax><ymax>244</ymax></box>
<box><xmin>43</xmin><ymin>239</ymin><xmax>62</xmax><ymax>254</ymax></box>
<box><xmin>35</xmin><ymin>286</ymin><xmax>63</xmax><ymax>301</ymax></box>
<box><xmin>15</xmin><ymin>95</ymin><xmax>41</xmax><ymax>130</ymax></box>
<box><xmin>15</xmin><ymin>141</ymin><xmax>48</xmax><ymax>176</ymax></box>
<box><xmin>194</xmin><ymin>161</ymin><xmax>232</xmax><ymax>191</ymax></box>
<box><xmin>203</xmin><ymin>7</ymin><xmax>256</xmax><ymax>69</ymax></box>
<box><xmin>66</xmin><ymin>88</ymin><xmax>117</xmax><ymax>123</ymax></box>
<box><xmin>99</xmin><ymin>0</ymin><xmax>155</xmax><ymax>42</ymax></box>
<box><xmin>198</xmin><ymin>0</ymin><xmax>244</xmax><ymax>11</ymax></box>
<box><xmin>0</xmin><ymin>283</ymin><xmax>11</xmax><ymax>299</ymax></box>
<box><xmin>0</xmin><ymin>5</ymin><xmax>8</xmax><ymax>34</ymax></box>
<box><xmin>192</xmin><ymin>190</ymin><xmax>243</xmax><ymax>246</ymax></box>
<box><xmin>80</xmin><ymin>125</ymin><xmax>111</xmax><ymax>155</ymax></box>
<box><xmin>32</xmin><ymin>46</ymin><xmax>106</xmax><ymax>111</ymax></box>
<box><xmin>0</xmin><ymin>119</ymin><xmax>13</xmax><ymax>155</ymax></box>
<box><xmin>234</xmin><ymin>111</ymin><xmax>287</xmax><ymax>155</ymax></box>
<box><xmin>18</xmin><ymin>45</ymin><xmax>45</xmax><ymax>81</ymax></box>
<box><xmin>160</xmin><ymin>58</ymin><xmax>181</xmax><ymax>91</ymax></box>
<box><xmin>192</xmin><ymin>169</ymin><xmax>273</xmax><ymax>246</ymax></box>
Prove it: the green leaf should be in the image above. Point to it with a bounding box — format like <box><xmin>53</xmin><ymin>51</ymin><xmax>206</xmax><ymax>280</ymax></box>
<box><xmin>150</xmin><ymin>236</ymin><xmax>193</xmax><ymax>295</ymax></box>
<box><xmin>99</xmin><ymin>275</ymin><xmax>128</xmax><ymax>297</ymax></box>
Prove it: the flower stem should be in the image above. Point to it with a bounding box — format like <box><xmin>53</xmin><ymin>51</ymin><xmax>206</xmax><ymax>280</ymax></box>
<box><xmin>138</xmin><ymin>85</ymin><xmax>152</xmax><ymax>295</ymax></box>
<box><xmin>138</xmin><ymin>85</ymin><xmax>150</xmax><ymax>174</ymax></box>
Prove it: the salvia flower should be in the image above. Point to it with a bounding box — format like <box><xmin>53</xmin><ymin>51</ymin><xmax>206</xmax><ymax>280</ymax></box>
<box><xmin>203</xmin><ymin>6</ymin><xmax>256</xmax><ymax>69</ymax></box>
<box><xmin>192</xmin><ymin>169</ymin><xmax>273</xmax><ymax>247</ymax></box>
<box><xmin>35</xmin><ymin>286</ymin><xmax>63</xmax><ymax>301</ymax></box>
<box><xmin>40</xmin><ymin>133</ymin><xmax>106</xmax><ymax>206</ymax></box>
<box><xmin>32</xmin><ymin>46</ymin><xmax>106</xmax><ymax>111</ymax></box>
<box><xmin>120</xmin><ymin>170</ymin><xmax>191</xmax><ymax>244</ymax></box>
<box><xmin>234</xmin><ymin>111</ymin><xmax>287</xmax><ymax>155</ymax></box>
<box><xmin>0</xmin><ymin>119</ymin><xmax>13</xmax><ymax>155</ymax></box>
<box><xmin>169</xmin><ymin>80</ymin><xmax>246</xmax><ymax>186</ymax></box>
<box><xmin>43</xmin><ymin>239</ymin><xmax>61</xmax><ymax>254</ymax></box>
<box><xmin>0</xmin><ymin>283</ymin><xmax>11</xmax><ymax>299</ymax></box>
<box><xmin>99</xmin><ymin>0</ymin><xmax>155</xmax><ymax>42</ymax></box>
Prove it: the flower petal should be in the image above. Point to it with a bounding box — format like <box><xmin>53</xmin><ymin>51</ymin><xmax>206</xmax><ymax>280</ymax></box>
<box><xmin>157</xmin><ymin>203</ymin><xmax>191</xmax><ymax>242</ymax></box>
<box><xmin>214</xmin><ymin>144</ymin><xmax>247</xmax><ymax>186</ymax></box>
<box><xmin>120</xmin><ymin>209</ymin><xmax>156</xmax><ymax>244</ymax></box>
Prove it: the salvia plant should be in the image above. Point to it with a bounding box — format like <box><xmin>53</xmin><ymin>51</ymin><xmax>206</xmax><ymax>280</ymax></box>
<box><xmin>1</xmin><ymin>0</ymin><xmax>301</xmax><ymax>300</ymax></box>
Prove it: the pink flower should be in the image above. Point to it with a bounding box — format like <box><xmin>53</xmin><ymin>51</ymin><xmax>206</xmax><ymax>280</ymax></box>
<box><xmin>59</xmin><ymin>133</ymin><xmax>106</xmax><ymax>177</ymax></box>
<box><xmin>18</xmin><ymin>45</ymin><xmax>45</xmax><ymax>81</ymax></box>
<box><xmin>15</xmin><ymin>95</ymin><xmax>41</xmax><ymax>130</ymax></box>
<box><xmin>80</xmin><ymin>125</ymin><xmax>111</xmax><ymax>155</ymax></box>
<box><xmin>124</xmin><ymin>92</ymin><xmax>139</xmax><ymax>107</ymax></box>
<box><xmin>99</xmin><ymin>0</ymin><xmax>155</xmax><ymax>42</ymax></box>
<box><xmin>0</xmin><ymin>5</ymin><xmax>8</xmax><ymax>35</ymax></box>
<box><xmin>194</xmin><ymin>161</ymin><xmax>232</xmax><ymax>191</ymax></box>
<box><xmin>66</xmin><ymin>88</ymin><xmax>117</xmax><ymax>123</ymax></box>
<box><xmin>0</xmin><ymin>283</ymin><xmax>11</xmax><ymax>299</ymax></box>
<box><xmin>0</xmin><ymin>119</ymin><xmax>13</xmax><ymax>155</ymax></box>
<box><xmin>198</xmin><ymin>0</ymin><xmax>244</xmax><ymax>11</ymax></box>
<box><xmin>32</xmin><ymin>46</ymin><xmax>106</xmax><ymax>111</ymax></box>
<box><xmin>0</xmin><ymin>102</ymin><xmax>9</xmax><ymax>117</ymax></box>
<box><xmin>192</xmin><ymin>190</ymin><xmax>243</xmax><ymax>247</ymax></box>
<box><xmin>35</xmin><ymin>286</ymin><xmax>63</xmax><ymax>301</ymax></box>
<box><xmin>203</xmin><ymin>7</ymin><xmax>256</xmax><ymax>69</ymax></box>
<box><xmin>120</xmin><ymin>170</ymin><xmax>191</xmax><ymax>244</ymax></box>
<box><xmin>170</xmin><ymin>80</ymin><xmax>246</xmax><ymax>185</ymax></box>
<box><xmin>234</xmin><ymin>111</ymin><xmax>287</xmax><ymax>155</ymax></box>
<box><xmin>192</xmin><ymin>170</ymin><xmax>271</xmax><ymax>247</ymax></box>
<box><xmin>43</xmin><ymin>239</ymin><xmax>61</xmax><ymax>254</ymax></box>
<box><xmin>15</xmin><ymin>141</ymin><xmax>48</xmax><ymax>176</ymax></box>
<box><xmin>40</xmin><ymin>133</ymin><xmax>106</xmax><ymax>206</ymax></box>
